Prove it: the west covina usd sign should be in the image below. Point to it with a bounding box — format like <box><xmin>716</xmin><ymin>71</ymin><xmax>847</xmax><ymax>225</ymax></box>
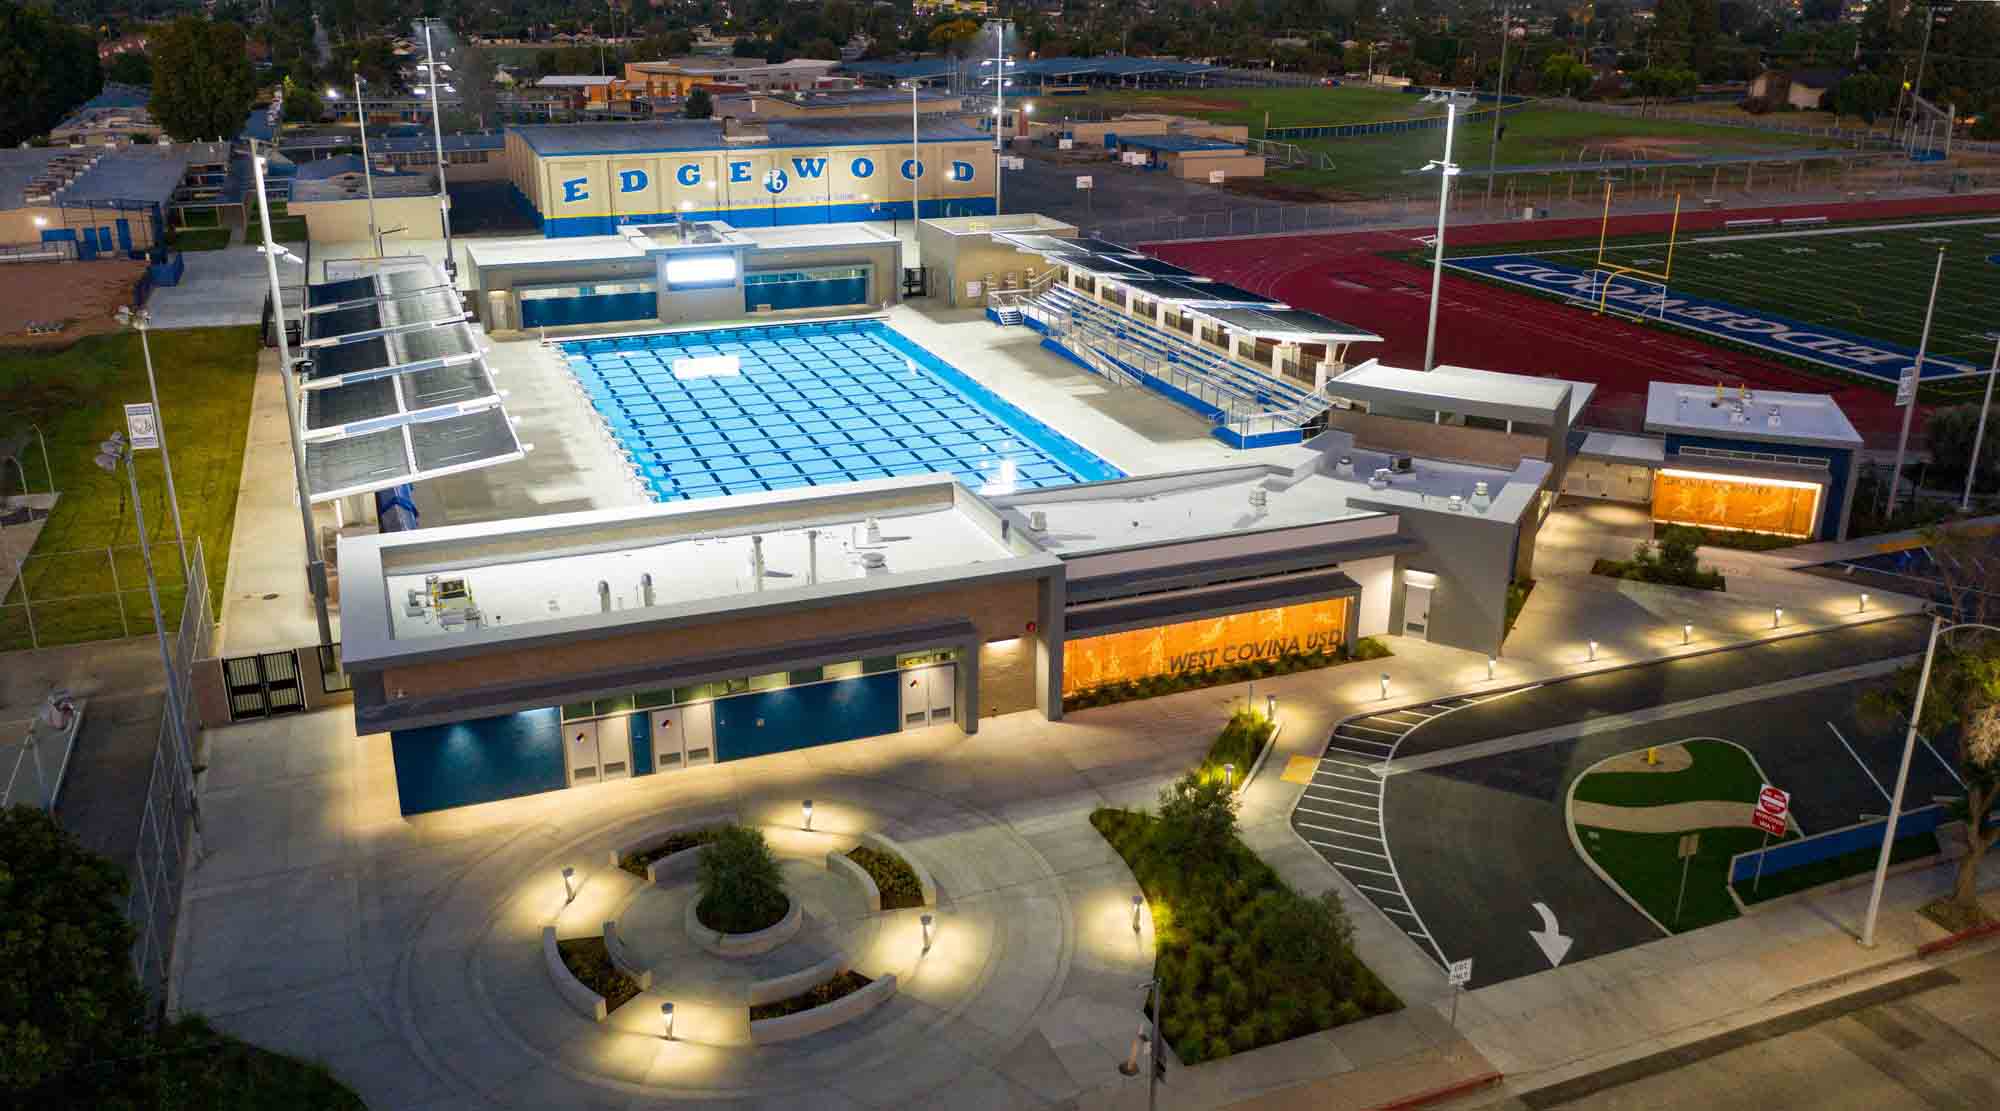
<box><xmin>1443</xmin><ymin>254</ymin><xmax>1980</xmax><ymax>384</ymax></box>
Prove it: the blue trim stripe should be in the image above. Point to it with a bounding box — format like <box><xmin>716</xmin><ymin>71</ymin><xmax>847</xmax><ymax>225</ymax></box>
<box><xmin>540</xmin><ymin>197</ymin><xmax>996</xmax><ymax>238</ymax></box>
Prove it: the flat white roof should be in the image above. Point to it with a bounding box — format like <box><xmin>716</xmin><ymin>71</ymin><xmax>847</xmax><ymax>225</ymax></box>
<box><xmin>465</xmin><ymin>235</ymin><xmax>645</xmax><ymax>268</ymax></box>
<box><xmin>1332</xmin><ymin>360</ymin><xmax>1577</xmax><ymax>422</ymax></box>
<box><xmin>1578</xmin><ymin>430</ymin><xmax>1668</xmax><ymax>465</ymax></box>
<box><xmin>1645</xmin><ymin>383</ymin><xmax>1862</xmax><ymax>448</ymax></box>
<box><xmin>538</xmin><ymin>75</ymin><xmax>618</xmax><ymax>86</ymax></box>
<box><xmin>739</xmin><ymin>223</ymin><xmax>898</xmax><ymax>250</ymax></box>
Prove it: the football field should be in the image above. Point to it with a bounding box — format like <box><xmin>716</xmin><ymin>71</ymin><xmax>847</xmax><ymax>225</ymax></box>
<box><xmin>1443</xmin><ymin>215</ymin><xmax>2000</xmax><ymax>396</ymax></box>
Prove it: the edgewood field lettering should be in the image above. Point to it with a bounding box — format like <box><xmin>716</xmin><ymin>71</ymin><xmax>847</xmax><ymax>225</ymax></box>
<box><xmin>1444</xmin><ymin>254</ymin><xmax>1979</xmax><ymax>382</ymax></box>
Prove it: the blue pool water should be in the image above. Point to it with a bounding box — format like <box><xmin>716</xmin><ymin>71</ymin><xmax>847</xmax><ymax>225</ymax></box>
<box><xmin>562</xmin><ymin>319</ymin><xmax>1123</xmax><ymax>502</ymax></box>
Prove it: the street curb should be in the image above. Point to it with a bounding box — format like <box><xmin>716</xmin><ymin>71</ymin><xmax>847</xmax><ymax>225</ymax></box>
<box><xmin>1236</xmin><ymin>719</ymin><xmax>1283</xmax><ymax>795</ymax></box>
<box><xmin>1367</xmin><ymin>1070</ymin><xmax>1504</xmax><ymax>1110</ymax></box>
<box><xmin>1916</xmin><ymin>918</ymin><xmax>2000</xmax><ymax>957</ymax></box>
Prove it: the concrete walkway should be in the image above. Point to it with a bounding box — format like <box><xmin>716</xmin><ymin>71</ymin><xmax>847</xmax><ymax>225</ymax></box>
<box><xmin>1570</xmin><ymin>799</ymin><xmax>1762</xmax><ymax>834</ymax></box>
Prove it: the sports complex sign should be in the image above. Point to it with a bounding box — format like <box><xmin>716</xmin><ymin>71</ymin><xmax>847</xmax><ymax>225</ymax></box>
<box><xmin>1444</xmin><ymin>254</ymin><xmax>1980</xmax><ymax>383</ymax></box>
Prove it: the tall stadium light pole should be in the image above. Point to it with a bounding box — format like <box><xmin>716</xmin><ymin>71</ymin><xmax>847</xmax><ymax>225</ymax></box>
<box><xmin>1885</xmin><ymin>247</ymin><xmax>1944</xmax><ymax>520</ymax></box>
<box><xmin>421</xmin><ymin>19</ymin><xmax>458</xmax><ymax>281</ymax></box>
<box><xmin>113</xmin><ymin>306</ymin><xmax>189</xmax><ymax>584</ymax></box>
<box><xmin>1485</xmin><ymin>1</ymin><xmax>1510</xmax><ymax>205</ymax></box>
<box><xmin>251</xmin><ymin>140</ymin><xmax>335</xmax><ymax>649</ymax></box>
<box><xmin>906</xmin><ymin>82</ymin><xmax>921</xmax><ymax>227</ymax></box>
<box><xmin>1421</xmin><ymin>103</ymin><xmax>1460</xmax><ymax>372</ymax></box>
<box><xmin>988</xmin><ymin>19</ymin><xmax>1010</xmax><ymax>217</ymax></box>
<box><xmin>1908</xmin><ymin>4</ymin><xmax>1935</xmax><ymax>147</ymax></box>
<box><xmin>1963</xmin><ymin>333</ymin><xmax>2000</xmax><ymax>514</ymax></box>
<box><xmin>354</xmin><ymin>74</ymin><xmax>381</xmax><ymax>257</ymax></box>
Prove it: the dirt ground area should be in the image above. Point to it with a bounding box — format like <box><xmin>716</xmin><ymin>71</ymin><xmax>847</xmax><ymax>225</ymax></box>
<box><xmin>0</xmin><ymin>259</ymin><xmax>147</xmax><ymax>347</ymax></box>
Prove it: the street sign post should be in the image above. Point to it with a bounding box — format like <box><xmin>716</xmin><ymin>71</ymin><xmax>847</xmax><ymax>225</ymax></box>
<box><xmin>1896</xmin><ymin>364</ymin><xmax>1919</xmax><ymax>407</ymax></box>
<box><xmin>1750</xmin><ymin>783</ymin><xmax>1790</xmax><ymax>891</ymax></box>
<box><xmin>1446</xmin><ymin>958</ymin><xmax>1472</xmax><ymax>1032</ymax></box>
<box><xmin>123</xmin><ymin>403</ymin><xmax>159</xmax><ymax>450</ymax></box>
<box><xmin>1674</xmin><ymin>832</ymin><xmax>1700</xmax><ymax>927</ymax></box>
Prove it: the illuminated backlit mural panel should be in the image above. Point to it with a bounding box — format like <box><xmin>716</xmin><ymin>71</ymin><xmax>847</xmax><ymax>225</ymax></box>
<box><xmin>1061</xmin><ymin>597</ymin><xmax>1352</xmax><ymax>696</ymax></box>
<box><xmin>1651</xmin><ymin>468</ymin><xmax>1822</xmax><ymax>538</ymax></box>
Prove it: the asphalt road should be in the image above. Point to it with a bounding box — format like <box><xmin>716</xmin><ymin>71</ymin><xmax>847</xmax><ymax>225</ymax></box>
<box><xmin>1374</xmin><ymin>617</ymin><xmax>1947</xmax><ymax>989</ymax></box>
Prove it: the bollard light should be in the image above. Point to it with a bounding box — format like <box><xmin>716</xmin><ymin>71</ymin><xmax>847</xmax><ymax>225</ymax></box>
<box><xmin>1266</xmin><ymin>693</ymin><xmax>1277</xmax><ymax>722</ymax></box>
<box><xmin>1860</xmin><ymin>593</ymin><xmax>1869</xmax><ymax>613</ymax></box>
<box><xmin>801</xmin><ymin>799</ymin><xmax>814</xmax><ymax>830</ymax></box>
<box><xmin>1380</xmin><ymin>672</ymin><xmax>1390</xmax><ymax>700</ymax></box>
<box><xmin>1223</xmin><ymin>762</ymin><xmax>1235</xmax><ymax>789</ymax></box>
<box><xmin>921</xmin><ymin>913</ymin><xmax>935</xmax><ymax>954</ymax></box>
<box><xmin>1773</xmin><ymin>606</ymin><xmax>1783</xmax><ymax>629</ymax></box>
<box><xmin>661</xmin><ymin>1001</ymin><xmax>675</xmax><ymax>1040</ymax></box>
<box><xmin>1487</xmin><ymin>656</ymin><xmax>1496</xmax><ymax>681</ymax></box>
<box><xmin>1588</xmin><ymin>640</ymin><xmax>1598</xmax><ymax>662</ymax></box>
<box><xmin>561</xmin><ymin>866</ymin><xmax>576</xmax><ymax>904</ymax></box>
<box><xmin>1683</xmin><ymin>623</ymin><xmax>1692</xmax><ymax>645</ymax></box>
<box><xmin>1131</xmin><ymin>894</ymin><xmax>1144</xmax><ymax>932</ymax></box>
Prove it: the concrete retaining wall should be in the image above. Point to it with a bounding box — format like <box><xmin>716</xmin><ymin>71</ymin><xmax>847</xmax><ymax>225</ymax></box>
<box><xmin>686</xmin><ymin>894</ymin><xmax>804</xmax><ymax>957</ymax></box>
<box><xmin>858</xmin><ymin>832</ymin><xmax>936</xmax><ymax>906</ymax></box>
<box><xmin>605</xmin><ymin>813</ymin><xmax>735</xmax><ymax>873</ymax></box>
<box><xmin>826</xmin><ymin>849</ymin><xmax>881</xmax><ymax>912</ymax></box>
<box><xmin>541</xmin><ymin>926</ymin><xmax>608</xmax><ymax>1023</ymax></box>
<box><xmin>602</xmin><ymin>921</ymin><xmax>654</xmax><ymax>990</ymax></box>
<box><xmin>749</xmin><ymin>973</ymin><xmax>897</xmax><ymax>1045</ymax></box>
<box><xmin>748</xmin><ymin>953</ymin><xmax>852</xmax><ymax>1007</ymax></box>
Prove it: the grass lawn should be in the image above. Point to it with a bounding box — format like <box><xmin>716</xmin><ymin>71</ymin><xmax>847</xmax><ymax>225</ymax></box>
<box><xmin>121</xmin><ymin>1015</ymin><xmax>365</xmax><ymax>1110</ymax></box>
<box><xmin>1737</xmin><ymin>828</ymin><xmax>1941</xmax><ymax>906</ymax></box>
<box><xmin>270</xmin><ymin>215</ymin><xmax>310</xmax><ymax>243</ymax></box>
<box><xmin>171</xmin><ymin>226</ymin><xmax>231</xmax><ymax>251</ymax></box>
<box><xmin>1020</xmin><ymin>85</ymin><xmax>1419</xmax><ymax>132</ymax></box>
<box><xmin>1199</xmin><ymin>708</ymin><xmax>1274</xmax><ymax>784</ymax></box>
<box><xmin>1573</xmin><ymin>739</ymin><xmax>1760</xmax><ymax>808</ymax></box>
<box><xmin>1265</xmin><ymin>102</ymin><xmax>1828</xmax><ymax>199</ymax></box>
<box><xmin>0</xmin><ymin>326</ymin><xmax>259</xmax><ymax>649</ymax></box>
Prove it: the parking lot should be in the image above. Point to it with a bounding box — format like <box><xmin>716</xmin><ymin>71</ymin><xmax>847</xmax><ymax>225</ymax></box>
<box><xmin>1293</xmin><ymin>617</ymin><xmax>1957</xmax><ymax>989</ymax></box>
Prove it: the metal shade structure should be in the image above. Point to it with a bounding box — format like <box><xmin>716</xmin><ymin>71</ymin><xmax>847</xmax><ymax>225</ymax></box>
<box><xmin>292</xmin><ymin>262</ymin><xmax>525</xmax><ymax>502</ymax></box>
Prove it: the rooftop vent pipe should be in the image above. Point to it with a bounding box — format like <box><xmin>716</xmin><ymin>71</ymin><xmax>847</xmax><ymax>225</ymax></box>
<box><xmin>750</xmin><ymin>535</ymin><xmax>766</xmax><ymax>591</ymax></box>
<box><xmin>640</xmin><ymin>573</ymin><xmax>655</xmax><ymax>607</ymax></box>
<box><xmin>597</xmin><ymin>580</ymin><xmax>612</xmax><ymax>613</ymax></box>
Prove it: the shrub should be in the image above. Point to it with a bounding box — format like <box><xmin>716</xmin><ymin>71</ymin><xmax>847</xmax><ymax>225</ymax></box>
<box><xmin>1154</xmin><ymin>771</ymin><xmax>1239</xmax><ymax>867</ymax></box>
<box><xmin>1351</xmin><ymin>636</ymin><xmax>1392</xmax><ymax>661</ymax></box>
<box><xmin>696</xmin><ymin>826</ymin><xmax>788</xmax><ymax>934</ymax></box>
<box><xmin>846</xmin><ymin>845</ymin><xmax>925</xmax><ymax>909</ymax></box>
<box><xmin>1594</xmin><ymin>526</ymin><xmax>1726</xmax><ymax>591</ymax></box>
<box><xmin>1202</xmin><ymin>710</ymin><xmax>1273</xmax><ymax>782</ymax></box>
<box><xmin>556</xmin><ymin>936</ymin><xmax>641</xmax><ymax>1013</ymax></box>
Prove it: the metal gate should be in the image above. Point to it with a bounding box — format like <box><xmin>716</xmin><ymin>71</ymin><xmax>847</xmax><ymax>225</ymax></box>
<box><xmin>224</xmin><ymin>650</ymin><xmax>305</xmax><ymax>721</ymax></box>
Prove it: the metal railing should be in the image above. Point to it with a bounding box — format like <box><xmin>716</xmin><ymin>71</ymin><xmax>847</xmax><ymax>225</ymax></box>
<box><xmin>127</xmin><ymin>538</ymin><xmax>210</xmax><ymax>1007</ymax></box>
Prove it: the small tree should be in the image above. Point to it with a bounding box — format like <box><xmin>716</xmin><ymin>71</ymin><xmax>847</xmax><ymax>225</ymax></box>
<box><xmin>695</xmin><ymin>825</ymin><xmax>787</xmax><ymax>933</ymax></box>
<box><xmin>1860</xmin><ymin>524</ymin><xmax>2000</xmax><ymax>919</ymax></box>
<box><xmin>1154</xmin><ymin>770</ymin><xmax>1238</xmax><ymax>868</ymax></box>
<box><xmin>683</xmin><ymin>87</ymin><xmax>713</xmax><ymax>119</ymax></box>
<box><xmin>281</xmin><ymin>76</ymin><xmax>322</xmax><ymax>124</ymax></box>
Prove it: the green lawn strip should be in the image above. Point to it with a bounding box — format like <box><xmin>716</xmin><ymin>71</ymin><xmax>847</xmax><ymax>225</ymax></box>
<box><xmin>270</xmin><ymin>215</ymin><xmax>309</xmax><ymax>243</ymax></box>
<box><xmin>748</xmin><ymin>969</ymin><xmax>872</xmax><ymax>1021</ymax></box>
<box><xmin>1572</xmin><ymin>739</ymin><xmax>1760</xmax><ymax>809</ymax></box>
<box><xmin>117</xmin><ymin>1015</ymin><xmax>365</xmax><ymax>1110</ymax></box>
<box><xmin>555</xmin><ymin>936</ymin><xmax>641</xmax><ymax>1013</ymax></box>
<box><xmin>1577</xmin><ymin>824</ymin><xmax>1777</xmax><ymax>931</ymax></box>
<box><xmin>1736</xmin><ymin>829</ymin><xmax>1941</xmax><ymax>906</ymax></box>
<box><xmin>617</xmin><ymin>827</ymin><xmax>722</xmax><ymax>878</ymax></box>
<box><xmin>170</xmin><ymin>226</ymin><xmax>231</xmax><ymax>251</ymax></box>
<box><xmin>0</xmin><ymin>327</ymin><xmax>258</xmax><ymax>649</ymax></box>
<box><xmin>1089</xmin><ymin>807</ymin><xmax>1399</xmax><ymax>1063</ymax></box>
<box><xmin>846</xmin><ymin>845</ymin><xmax>925</xmax><ymax>910</ymax></box>
<box><xmin>1199</xmin><ymin>709</ymin><xmax>1273</xmax><ymax>784</ymax></box>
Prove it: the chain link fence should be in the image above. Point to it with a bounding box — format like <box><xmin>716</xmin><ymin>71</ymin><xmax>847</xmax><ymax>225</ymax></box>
<box><xmin>0</xmin><ymin>540</ymin><xmax>196</xmax><ymax>651</ymax></box>
<box><xmin>127</xmin><ymin>539</ymin><xmax>209</xmax><ymax>1008</ymax></box>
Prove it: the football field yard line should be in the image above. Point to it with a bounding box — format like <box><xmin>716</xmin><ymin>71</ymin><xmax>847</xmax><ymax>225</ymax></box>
<box><xmin>1685</xmin><ymin>215</ymin><xmax>2000</xmax><ymax>244</ymax></box>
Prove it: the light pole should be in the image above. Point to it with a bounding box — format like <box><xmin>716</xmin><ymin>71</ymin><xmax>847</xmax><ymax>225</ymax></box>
<box><xmin>94</xmin><ymin>431</ymin><xmax>198</xmax><ymax>825</ymax></box>
<box><xmin>1860</xmin><ymin>614</ymin><xmax>1999</xmax><ymax>947</ymax></box>
<box><xmin>1907</xmin><ymin>3</ymin><xmax>1936</xmax><ymax>148</ymax></box>
<box><xmin>904</xmin><ymin>81</ymin><xmax>921</xmax><ymax>228</ymax></box>
<box><xmin>1421</xmin><ymin>103</ymin><xmax>1460</xmax><ymax>372</ymax></box>
<box><xmin>1961</xmin><ymin>333</ymin><xmax>2000</xmax><ymax>514</ymax></box>
<box><xmin>250</xmin><ymin>140</ymin><xmax>336</xmax><ymax>649</ymax></box>
<box><xmin>986</xmin><ymin>19</ymin><xmax>1011</xmax><ymax>217</ymax></box>
<box><xmin>112</xmin><ymin>306</ymin><xmax>188</xmax><ymax>583</ymax></box>
<box><xmin>350</xmin><ymin>75</ymin><xmax>382</xmax><ymax>257</ymax></box>
<box><xmin>1485</xmin><ymin>2</ymin><xmax>1511</xmax><ymax>205</ymax></box>
<box><xmin>1885</xmin><ymin>247</ymin><xmax>1945</xmax><ymax>519</ymax></box>
<box><xmin>1116</xmin><ymin>975</ymin><xmax>1163</xmax><ymax>1110</ymax></box>
<box><xmin>420</xmin><ymin>19</ymin><xmax>458</xmax><ymax>281</ymax></box>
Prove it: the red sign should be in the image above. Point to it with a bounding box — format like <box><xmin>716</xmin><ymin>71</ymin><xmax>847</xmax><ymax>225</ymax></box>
<box><xmin>1751</xmin><ymin>783</ymin><xmax>1790</xmax><ymax>837</ymax></box>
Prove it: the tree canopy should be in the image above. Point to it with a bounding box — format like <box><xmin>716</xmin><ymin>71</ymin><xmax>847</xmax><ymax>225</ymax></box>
<box><xmin>0</xmin><ymin>1</ymin><xmax>103</xmax><ymax>148</ymax></box>
<box><xmin>149</xmin><ymin>17</ymin><xmax>257</xmax><ymax>142</ymax></box>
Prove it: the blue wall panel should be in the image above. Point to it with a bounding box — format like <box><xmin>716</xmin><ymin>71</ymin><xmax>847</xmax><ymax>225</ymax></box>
<box><xmin>520</xmin><ymin>291</ymin><xmax>657</xmax><ymax>328</ymax></box>
<box><xmin>390</xmin><ymin>707</ymin><xmax>566</xmax><ymax>815</ymax></box>
<box><xmin>628</xmin><ymin>711</ymin><xmax>654</xmax><ymax>776</ymax></box>
<box><xmin>713</xmin><ymin>673</ymin><xmax>901</xmax><ymax>762</ymax></box>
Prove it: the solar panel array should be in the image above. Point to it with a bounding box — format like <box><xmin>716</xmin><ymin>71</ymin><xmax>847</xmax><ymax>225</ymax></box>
<box><xmin>294</xmin><ymin>263</ymin><xmax>524</xmax><ymax>501</ymax></box>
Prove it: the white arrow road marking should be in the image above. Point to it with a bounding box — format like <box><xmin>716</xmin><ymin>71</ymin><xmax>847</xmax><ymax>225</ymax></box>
<box><xmin>1529</xmin><ymin>901</ymin><xmax>1574</xmax><ymax>968</ymax></box>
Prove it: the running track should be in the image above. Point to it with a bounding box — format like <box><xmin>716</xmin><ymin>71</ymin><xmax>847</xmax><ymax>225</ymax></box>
<box><xmin>1148</xmin><ymin>194</ymin><xmax>2000</xmax><ymax>448</ymax></box>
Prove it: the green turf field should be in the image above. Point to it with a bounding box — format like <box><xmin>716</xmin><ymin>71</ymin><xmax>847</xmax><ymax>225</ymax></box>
<box><xmin>1018</xmin><ymin>85</ymin><xmax>1418</xmax><ymax>131</ymax></box>
<box><xmin>1270</xmin><ymin>102</ymin><xmax>1832</xmax><ymax>199</ymax></box>
<box><xmin>1446</xmin><ymin>214</ymin><xmax>2000</xmax><ymax>395</ymax></box>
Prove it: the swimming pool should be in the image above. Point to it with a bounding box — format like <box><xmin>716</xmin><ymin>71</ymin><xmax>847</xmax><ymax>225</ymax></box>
<box><xmin>561</xmin><ymin>319</ymin><xmax>1122</xmax><ymax>502</ymax></box>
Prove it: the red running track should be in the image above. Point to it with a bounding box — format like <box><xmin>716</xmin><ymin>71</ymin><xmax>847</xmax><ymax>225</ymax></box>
<box><xmin>1148</xmin><ymin>194</ymin><xmax>2000</xmax><ymax>448</ymax></box>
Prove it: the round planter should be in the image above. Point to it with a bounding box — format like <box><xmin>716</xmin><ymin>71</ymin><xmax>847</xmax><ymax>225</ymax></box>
<box><xmin>686</xmin><ymin>893</ymin><xmax>802</xmax><ymax>958</ymax></box>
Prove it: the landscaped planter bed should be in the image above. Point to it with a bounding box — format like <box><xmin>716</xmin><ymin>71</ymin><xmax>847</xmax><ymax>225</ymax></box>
<box><xmin>543</xmin><ymin>927</ymin><xmax>641</xmax><ymax>1022</ymax></box>
<box><xmin>686</xmin><ymin>894</ymin><xmax>802</xmax><ymax>957</ymax></box>
<box><xmin>845</xmin><ymin>846</ymin><xmax>926</xmax><ymax>910</ymax></box>
<box><xmin>747</xmin><ymin>971</ymin><xmax>898</xmax><ymax>1044</ymax></box>
<box><xmin>613</xmin><ymin>820</ymin><xmax>730</xmax><ymax>879</ymax></box>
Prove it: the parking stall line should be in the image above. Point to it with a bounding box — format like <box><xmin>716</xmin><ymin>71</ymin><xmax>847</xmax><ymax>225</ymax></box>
<box><xmin>1826</xmin><ymin>721</ymin><xmax>1892</xmax><ymax>802</ymax></box>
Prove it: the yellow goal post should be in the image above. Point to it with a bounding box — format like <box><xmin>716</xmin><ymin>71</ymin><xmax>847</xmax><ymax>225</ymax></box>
<box><xmin>1587</xmin><ymin>183</ymin><xmax>1682</xmax><ymax>320</ymax></box>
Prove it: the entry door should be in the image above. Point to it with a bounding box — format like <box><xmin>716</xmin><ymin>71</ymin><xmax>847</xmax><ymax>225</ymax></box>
<box><xmin>564</xmin><ymin>720</ymin><xmax>602</xmax><ymax>785</ymax></box>
<box><xmin>1404</xmin><ymin>586</ymin><xmax>1434</xmax><ymax>641</ymax></box>
<box><xmin>653</xmin><ymin>702</ymin><xmax>716</xmax><ymax>772</ymax></box>
<box><xmin>596</xmin><ymin>715</ymin><xmax>633</xmax><ymax>781</ymax></box>
<box><xmin>900</xmin><ymin>664</ymin><xmax>957</xmax><ymax>729</ymax></box>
